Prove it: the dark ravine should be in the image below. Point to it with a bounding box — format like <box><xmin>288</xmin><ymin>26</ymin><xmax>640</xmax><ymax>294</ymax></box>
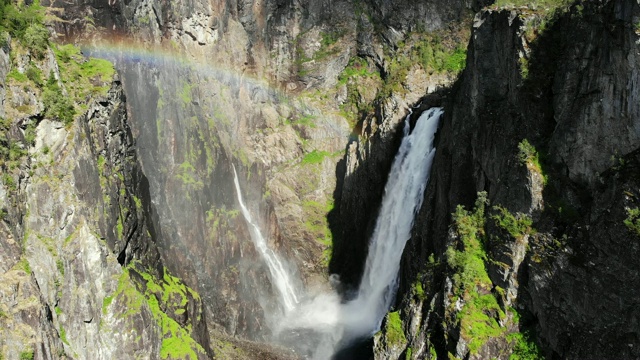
<box><xmin>1</xmin><ymin>0</ymin><xmax>639</xmax><ymax>359</ymax></box>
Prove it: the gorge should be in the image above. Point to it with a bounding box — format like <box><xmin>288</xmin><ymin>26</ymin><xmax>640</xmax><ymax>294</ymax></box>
<box><xmin>0</xmin><ymin>0</ymin><xmax>639</xmax><ymax>359</ymax></box>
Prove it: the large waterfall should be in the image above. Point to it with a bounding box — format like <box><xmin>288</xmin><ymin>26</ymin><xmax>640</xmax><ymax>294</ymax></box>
<box><xmin>232</xmin><ymin>165</ymin><xmax>301</xmax><ymax>312</ymax></box>
<box><xmin>347</xmin><ymin>106</ymin><xmax>443</xmax><ymax>334</ymax></box>
<box><xmin>234</xmin><ymin>108</ymin><xmax>443</xmax><ymax>358</ymax></box>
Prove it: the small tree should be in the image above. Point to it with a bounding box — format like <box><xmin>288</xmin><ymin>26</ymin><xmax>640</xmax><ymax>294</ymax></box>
<box><xmin>42</xmin><ymin>73</ymin><xmax>75</xmax><ymax>125</ymax></box>
<box><xmin>22</xmin><ymin>23</ymin><xmax>49</xmax><ymax>59</ymax></box>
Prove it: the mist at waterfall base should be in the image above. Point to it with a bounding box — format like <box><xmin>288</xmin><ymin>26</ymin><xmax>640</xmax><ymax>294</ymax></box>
<box><xmin>233</xmin><ymin>108</ymin><xmax>443</xmax><ymax>358</ymax></box>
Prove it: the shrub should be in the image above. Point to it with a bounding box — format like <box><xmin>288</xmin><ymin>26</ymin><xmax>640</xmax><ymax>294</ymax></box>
<box><xmin>1</xmin><ymin>1</ymin><xmax>45</xmax><ymax>41</ymax></box>
<box><xmin>24</xmin><ymin>122</ymin><xmax>36</xmax><ymax>146</ymax></box>
<box><xmin>518</xmin><ymin>139</ymin><xmax>546</xmax><ymax>183</ymax></box>
<box><xmin>624</xmin><ymin>208</ymin><xmax>640</xmax><ymax>236</ymax></box>
<box><xmin>443</xmin><ymin>45</ymin><xmax>467</xmax><ymax>73</ymax></box>
<box><xmin>42</xmin><ymin>73</ymin><xmax>75</xmax><ymax>125</ymax></box>
<box><xmin>25</xmin><ymin>65</ymin><xmax>43</xmax><ymax>86</ymax></box>
<box><xmin>508</xmin><ymin>331</ymin><xmax>542</xmax><ymax>360</ymax></box>
<box><xmin>19</xmin><ymin>350</ymin><xmax>34</xmax><ymax>360</ymax></box>
<box><xmin>492</xmin><ymin>206</ymin><xmax>534</xmax><ymax>240</ymax></box>
<box><xmin>22</xmin><ymin>23</ymin><xmax>49</xmax><ymax>59</ymax></box>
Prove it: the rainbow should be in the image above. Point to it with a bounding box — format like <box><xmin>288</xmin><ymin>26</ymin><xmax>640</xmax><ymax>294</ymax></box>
<box><xmin>74</xmin><ymin>35</ymin><xmax>354</xmax><ymax>140</ymax></box>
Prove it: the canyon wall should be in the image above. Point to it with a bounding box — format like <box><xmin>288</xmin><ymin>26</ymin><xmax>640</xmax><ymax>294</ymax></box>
<box><xmin>2</xmin><ymin>0</ymin><xmax>638</xmax><ymax>359</ymax></box>
<box><xmin>365</xmin><ymin>1</ymin><xmax>640</xmax><ymax>359</ymax></box>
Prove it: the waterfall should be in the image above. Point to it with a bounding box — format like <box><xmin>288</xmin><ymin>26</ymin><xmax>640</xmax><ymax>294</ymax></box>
<box><xmin>232</xmin><ymin>108</ymin><xmax>442</xmax><ymax>358</ymax></box>
<box><xmin>232</xmin><ymin>165</ymin><xmax>300</xmax><ymax>312</ymax></box>
<box><xmin>348</xmin><ymin>106</ymin><xmax>443</xmax><ymax>335</ymax></box>
<box><xmin>277</xmin><ymin>107</ymin><xmax>443</xmax><ymax>358</ymax></box>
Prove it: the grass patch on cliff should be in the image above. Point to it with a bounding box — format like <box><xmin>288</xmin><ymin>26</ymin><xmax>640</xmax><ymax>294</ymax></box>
<box><xmin>338</xmin><ymin>57</ymin><xmax>378</xmax><ymax>85</ymax></box>
<box><xmin>447</xmin><ymin>192</ymin><xmax>506</xmax><ymax>355</ymax></box>
<box><xmin>7</xmin><ymin>69</ymin><xmax>28</xmax><ymax>82</ymax></box>
<box><xmin>508</xmin><ymin>331</ymin><xmax>543</xmax><ymax>360</ymax></box>
<box><xmin>302</xmin><ymin>198</ymin><xmax>334</xmax><ymax>266</ymax></box>
<box><xmin>458</xmin><ymin>293</ymin><xmax>505</xmax><ymax>354</ymax></box>
<box><xmin>492</xmin><ymin>206</ymin><xmax>534</xmax><ymax>240</ymax></box>
<box><xmin>105</xmin><ymin>267</ymin><xmax>205</xmax><ymax>359</ymax></box>
<box><xmin>59</xmin><ymin>324</ymin><xmax>69</xmax><ymax>345</ymax></box>
<box><xmin>301</xmin><ymin>150</ymin><xmax>331</xmax><ymax>165</ymax></box>
<box><xmin>176</xmin><ymin>161</ymin><xmax>204</xmax><ymax>191</ymax></box>
<box><xmin>624</xmin><ymin>208</ymin><xmax>640</xmax><ymax>237</ymax></box>
<box><xmin>14</xmin><ymin>257</ymin><xmax>31</xmax><ymax>275</ymax></box>
<box><xmin>18</xmin><ymin>350</ymin><xmax>34</xmax><ymax>360</ymax></box>
<box><xmin>412</xmin><ymin>278</ymin><xmax>426</xmax><ymax>301</ymax></box>
<box><xmin>384</xmin><ymin>311</ymin><xmax>407</xmax><ymax>348</ymax></box>
<box><xmin>53</xmin><ymin>43</ymin><xmax>116</xmax><ymax>117</ymax></box>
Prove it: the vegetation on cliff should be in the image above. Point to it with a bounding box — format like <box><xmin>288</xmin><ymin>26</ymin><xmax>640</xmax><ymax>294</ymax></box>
<box><xmin>102</xmin><ymin>265</ymin><xmax>206</xmax><ymax>360</ymax></box>
<box><xmin>443</xmin><ymin>192</ymin><xmax>541</xmax><ymax>358</ymax></box>
<box><xmin>446</xmin><ymin>192</ymin><xmax>507</xmax><ymax>355</ymax></box>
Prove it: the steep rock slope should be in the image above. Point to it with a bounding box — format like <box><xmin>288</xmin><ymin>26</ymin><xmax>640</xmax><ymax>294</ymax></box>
<box><xmin>364</xmin><ymin>1</ymin><xmax>640</xmax><ymax>359</ymax></box>
<box><xmin>41</xmin><ymin>0</ymin><xmax>476</xmax><ymax>345</ymax></box>
<box><xmin>0</xmin><ymin>14</ymin><xmax>212</xmax><ymax>357</ymax></box>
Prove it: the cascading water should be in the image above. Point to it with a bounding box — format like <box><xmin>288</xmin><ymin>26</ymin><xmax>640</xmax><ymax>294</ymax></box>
<box><xmin>347</xmin><ymin>106</ymin><xmax>443</xmax><ymax>335</ymax></box>
<box><xmin>280</xmin><ymin>107</ymin><xmax>444</xmax><ymax>358</ymax></box>
<box><xmin>232</xmin><ymin>108</ymin><xmax>443</xmax><ymax>359</ymax></box>
<box><xmin>232</xmin><ymin>165</ymin><xmax>300</xmax><ymax>312</ymax></box>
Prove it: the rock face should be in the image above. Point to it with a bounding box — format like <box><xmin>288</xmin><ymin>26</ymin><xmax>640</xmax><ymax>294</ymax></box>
<box><xmin>4</xmin><ymin>0</ymin><xmax>639</xmax><ymax>359</ymax></box>
<box><xmin>40</xmin><ymin>0</ymin><xmax>474</xmax><ymax>345</ymax></box>
<box><xmin>360</xmin><ymin>1</ymin><xmax>640</xmax><ymax>359</ymax></box>
<box><xmin>0</xmin><ymin>33</ymin><xmax>213</xmax><ymax>358</ymax></box>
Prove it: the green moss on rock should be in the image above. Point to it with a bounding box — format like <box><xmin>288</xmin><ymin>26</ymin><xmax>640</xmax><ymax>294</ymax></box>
<box><xmin>385</xmin><ymin>311</ymin><xmax>407</xmax><ymax>348</ymax></box>
<box><xmin>104</xmin><ymin>267</ymin><xmax>206</xmax><ymax>359</ymax></box>
<box><xmin>447</xmin><ymin>192</ymin><xmax>507</xmax><ymax>354</ymax></box>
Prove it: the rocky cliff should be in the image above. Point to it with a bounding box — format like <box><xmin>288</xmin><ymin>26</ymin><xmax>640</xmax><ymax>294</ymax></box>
<box><xmin>39</xmin><ymin>0</ymin><xmax>475</xmax><ymax>346</ymax></box>
<box><xmin>0</xmin><ymin>10</ymin><xmax>214</xmax><ymax>358</ymax></box>
<box><xmin>363</xmin><ymin>0</ymin><xmax>640</xmax><ymax>359</ymax></box>
<box><xmin>2</xmin><ymin>0</ymin><xmax>639</xmax><ymax>359</ymax></box>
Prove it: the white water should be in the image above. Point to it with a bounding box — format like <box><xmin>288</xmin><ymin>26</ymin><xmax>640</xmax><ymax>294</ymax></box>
<box><xmin>346</xmin><ymin>106</ymin><xmax>443</xmax><ymax>335</ymax></box>
<box><xmin>232</xmin><ymin>107</ymin><xmax>443</xmax><ymax>358</ymax></box>
<box><xmin>232</xmin><ymin>165</ymin><xmax>300</xmax><ymax>312</ymax></box>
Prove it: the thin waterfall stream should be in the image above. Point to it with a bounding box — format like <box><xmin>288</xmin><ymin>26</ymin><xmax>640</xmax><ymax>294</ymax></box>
<box><xmin>233</xmin><ymin>107</ymin><xmax>443</xmax><ymax>358</ymax></box>
<box><xmin>232</xmin><ymin>165</ymin><xmax>301</xmax><ymax>312</ymax></box>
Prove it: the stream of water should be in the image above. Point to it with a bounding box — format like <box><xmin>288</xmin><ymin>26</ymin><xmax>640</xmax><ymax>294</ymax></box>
<box><xmin>233</xmin><ymin>107</ymin><xmax>443</xmax><ymax>358</ymax></box>
<box><xmin>232</xmin><ymin>165</ymin><xmax>301</xmax><ymax>312</ymax></box>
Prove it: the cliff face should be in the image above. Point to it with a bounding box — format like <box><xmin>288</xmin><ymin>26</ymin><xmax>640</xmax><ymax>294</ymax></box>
<box><xmin>4</xmin><ymin>0</ymin><xmax>638</xmax><ymax>359</ymax></box>
<box><xmin>0</xmin><ymin>28</ymin><xmax>211</xmax><ymax>358</ymax></box>
<box><xmin>40</xmin><ymin>0</ymin><xmax>475</xmax><ymax>343</ymax></box>
<box><xmin>366</xmin><ymin>1</ymin><xmax>640</xmax><ymax>359</ymax></box>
